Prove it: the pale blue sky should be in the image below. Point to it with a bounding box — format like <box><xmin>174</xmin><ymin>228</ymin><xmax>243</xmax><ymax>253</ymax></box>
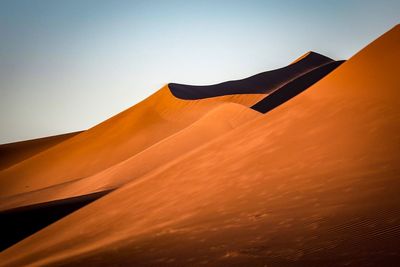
<box><xmin>0</xmin><ymin>0</ymin><xmax>399</xmax><ymax>143</ymax></box>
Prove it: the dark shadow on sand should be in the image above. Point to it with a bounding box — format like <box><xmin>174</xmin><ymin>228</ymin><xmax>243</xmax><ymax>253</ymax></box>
<box><xmin>168</xmin><ymin>52</ymin><xmax>333</xmax><ymax>100</ymax></box>
<box><xmin>0</xmin><ymin>190</ymin><xmax>112</xmax><ymax>251</ymax></box>
<box><xmin>251</xmin><ymin>60</ymin><xmax>345</xmax><ymax>113</ymax></box>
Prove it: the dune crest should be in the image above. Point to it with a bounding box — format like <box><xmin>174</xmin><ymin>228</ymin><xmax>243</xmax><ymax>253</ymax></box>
<box><xmin>168</xmin><ymin>51</ymin><xmax>332</xmax><ymax>99</ymax></box>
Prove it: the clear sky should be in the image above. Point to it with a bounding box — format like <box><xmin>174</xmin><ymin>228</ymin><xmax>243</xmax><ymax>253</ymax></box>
<box><xmin>0</xmin><ymin>0</ymin><xmax>399</xmax><ymax>143</ymax></box>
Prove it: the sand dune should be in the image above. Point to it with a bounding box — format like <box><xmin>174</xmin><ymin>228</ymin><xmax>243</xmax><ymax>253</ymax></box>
<box><xmin>0</xmin><ymin>25</ymin><xmax>398</xmax><ymax>267</ymax></box>
<box><xmin>0</xmin><ymin>103</ymin><xmax>261</xmax><ymax>210</ymax></box>
<box><xmin>0</xmin><ymin>52</ymin><xmax>328</xmax><ymax>198</ymax></box>
<box><xmin>0</xmin><ymin>131</ymin><xmax>81</xmax><ymax>171</ymax></box>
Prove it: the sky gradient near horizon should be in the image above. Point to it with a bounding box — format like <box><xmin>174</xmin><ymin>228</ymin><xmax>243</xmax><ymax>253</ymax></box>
<box><xmin>0</xmin><ymin>0</ymin><xmax>399</xmax><ymax>143</ymax></box>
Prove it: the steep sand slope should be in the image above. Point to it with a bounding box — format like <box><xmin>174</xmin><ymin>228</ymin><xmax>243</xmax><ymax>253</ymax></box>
<box><xmin>0</xmin><ymin>103</ymin><xmax>261</xmax><ymax>210</ymax></box>
<box><xmin>0</xmin><ymin>132</ymin><xmax>81</xmax><ymax>171</ymax></box>
<box><xmin>0</xmin><ymin>52</ymin><xmax>328</xmax><ymax>198</ymax></box>
<box><xmin>1</xmin><ymin>26</ymin><xmax>398</xmax><ymax>267</ymax></box>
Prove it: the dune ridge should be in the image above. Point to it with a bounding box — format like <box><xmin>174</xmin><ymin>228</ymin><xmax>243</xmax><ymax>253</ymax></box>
<box><xmin>168</xmin><ymin>51</ymin><xmax>332</xmax><ymax>100</ymax></box>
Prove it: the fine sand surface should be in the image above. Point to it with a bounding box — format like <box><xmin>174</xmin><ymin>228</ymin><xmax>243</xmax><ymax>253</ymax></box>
<box><xmin>0</xmin><ymin>52</ymin><xmax>327</xmax><ymax>198</ymax></box>
<box><xmin>0</xmin><ymin>131</ymin><xmax>81</xmax><ymax>171</ymax></box>
<box><xmin>0</xmin><ymin>103</ymin><xmax>261</xmax><ymax>210</ymax></box>
<box><xmin>0</xmin><ymin>25</ymin><xmax>398</xmax><ymax>267</ymax></box>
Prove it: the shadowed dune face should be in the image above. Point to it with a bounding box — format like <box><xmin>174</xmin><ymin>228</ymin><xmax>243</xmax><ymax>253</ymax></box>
<box><xmin>0</xmin><ymin>132</ymin><xmax>82</xmax><ymax>171</ymax></box>
<box><xmin>0</xmin><ymin>103</ymin><xmax>261</xmax><ymax>211</ymax></box>
<box><xmin>0</xmin><ymin>26</ymin><xmax>398</xmax><ymax>267</ymax></box>
<box><xmin>169</xmin><ymin>52</ymin><xmax>333</xmax><ymax>100</ymax></box>
<box><xmin>0</xmin><ymin>191</ymin><xmax>110</xmax><ymax>252</ymax></box>
<box><xmin>251</xmin><ymin>60</ymin><xmax>344</xmax><ymax>113</ymax></box>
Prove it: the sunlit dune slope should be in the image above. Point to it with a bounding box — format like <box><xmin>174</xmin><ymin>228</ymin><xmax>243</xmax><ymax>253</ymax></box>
<box><xmin>0</xmin><ymin>132</ymin><xmax>81</xmax><ymax>171</ymax></box>
<box><xmin>0</xmin><ymin>52</ymin><xmax>329</xmax><ymax>198</ymax></box>
<box><xmin>1</xmin><ymin>25</ymin><xmax>398</xmax><ymax>267</ymax></box>
<box><xmin>0</xmin><ymin>103</ymin><xmax>261</xmax><ymax>210</ymax></box>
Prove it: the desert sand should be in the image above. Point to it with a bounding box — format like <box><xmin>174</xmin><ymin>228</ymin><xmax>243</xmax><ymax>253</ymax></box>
<box><xmin>0</xmin><ymin>24</ymin><xmax>398</xmax><ymax>267</ymax></box>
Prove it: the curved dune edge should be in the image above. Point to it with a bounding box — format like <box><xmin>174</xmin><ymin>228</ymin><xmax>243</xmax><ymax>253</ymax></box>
<box><xmin>0</xmin><ymin>88</ymin><xmax>265</xmax><ymax>198</ymax></box>
<box><xmin>0</xmin><ymin>131</ymin><xmax>82</xmax><ymax>171</ymax></box>
<box><xmin>168</xmin><ymin>51</ymin><xmax>332</xmax><ymax>100</ymax></box>
<box><xmin>0</xmin><ymin>25</ymin><xmax>398</xmax><ymax>267</ymax></box>
<box><xmin>0</xmin><ymin>103</ymin><xmax>261</xmax><ymax>210</ymax></box>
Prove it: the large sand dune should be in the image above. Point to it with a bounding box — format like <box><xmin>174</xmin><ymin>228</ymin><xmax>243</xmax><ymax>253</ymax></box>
<box><xmin>0</xmin><ymin>52</ymin><xmax>330</xmax><ymax>198</ymax></box>
<box><xmin>0</xmin><ymin>24</ymin><xmax>398</xmax><ymax>267</ymax></box>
